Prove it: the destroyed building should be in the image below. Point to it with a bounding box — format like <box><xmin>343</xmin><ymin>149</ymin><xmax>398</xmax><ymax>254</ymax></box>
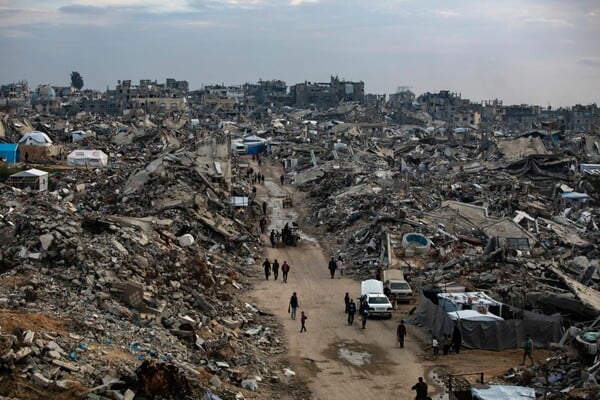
<box><xmin>0</xmin><ymin>73</ymin><xmax>599</xmax><ymax>399</ymax></box>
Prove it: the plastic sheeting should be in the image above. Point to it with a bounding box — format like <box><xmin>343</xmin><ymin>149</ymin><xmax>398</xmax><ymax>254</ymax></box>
<box><xmin>416</xmin><ymin>294</ymin><xmax>562</xmax><ymax>350</ymax></box>
<box><xmin>472</xmin><ymin>385</ymin><xmax>536</xmax><ymax>399</ymax></box>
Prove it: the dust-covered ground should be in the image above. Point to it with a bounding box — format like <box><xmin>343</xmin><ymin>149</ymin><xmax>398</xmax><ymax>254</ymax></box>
<box><xmin>246</xmin><ymin>157</ymin><xmax>550</xmax><ymax>400</ymax></box>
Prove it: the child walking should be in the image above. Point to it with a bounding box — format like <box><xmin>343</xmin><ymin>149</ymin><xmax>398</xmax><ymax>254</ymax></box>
<box><xmin>300</xmin><ymin>311</ymin><xmax>307</xmax><ymax>332</ymax></box>
<box><xmin>432</xmin><ymin>337</ymin><xmax>439</xmax><ymax>356</ymax></box>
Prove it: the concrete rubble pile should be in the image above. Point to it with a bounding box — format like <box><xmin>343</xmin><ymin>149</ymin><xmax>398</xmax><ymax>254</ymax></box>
<box><xmin>277</xmin><ymin>114</ymin><xmax>600</xmax><ymax>398</ymax></box>
<box><xmin>0</xmin><ymin>114</ymin><xmax>304</xmax><ymax>399</ymax></box>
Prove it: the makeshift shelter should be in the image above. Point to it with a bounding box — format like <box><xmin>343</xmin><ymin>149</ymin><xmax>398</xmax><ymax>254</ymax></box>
<box><xmin>448</xmin><ymin>310</ymin><xmax>504</xmax><ymax>322</ymax></box>
<box><xmin>0</xmin><ymin>143</ymin><xmax>19</xmax><ymax>163</ymax></box>
<box><xmin>6</xmin><ymin>168</ymin><xmax>48</xmax><ymax>192</ymax></box>
<box><xmin>416</xmin><ymin>293</ymin><xmax>562</xmax><ymax>351</ymax></box>
<box><xmin>242</xmin><ymin>135</ymin><xmax>268</xmax><ymax>155</ymax></box>
<box><xmin>18</xmin><ymin>131</ymin><xmax>53</xmax><ymax>146</ymax></box>
<box><xmin>70</xmin><ymin>130</ymin><xmax>88</xmax><ymax>143</ymax></box>
<box><xmin>67</xmin><ymin>150</ymin><xmax>108</xmax><ymax>167</ymax></box>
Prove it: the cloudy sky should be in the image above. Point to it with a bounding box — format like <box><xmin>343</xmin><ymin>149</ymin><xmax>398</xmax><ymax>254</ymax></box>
<box><xmin>1</xmin><ymin>0</ymin><xmax>599</xmax><ymax>106</ymax></box>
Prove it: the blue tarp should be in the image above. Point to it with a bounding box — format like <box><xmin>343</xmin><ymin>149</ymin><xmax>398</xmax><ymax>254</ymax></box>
<box><xmin>246</xmin><ymin>143</ymin><xmax>266</xmax><ymax>155</ymax></box>
<box><xmin>0</xmin><ymin>143</ymin><xmax>19</xmax><ymax>163</ymax></box>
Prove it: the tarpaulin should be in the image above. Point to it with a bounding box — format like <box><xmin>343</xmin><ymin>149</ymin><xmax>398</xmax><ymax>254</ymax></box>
<box><xmin>416</xmin><ymin>294</ymin><xmax>562</xmax><ymax>350</ymax></box>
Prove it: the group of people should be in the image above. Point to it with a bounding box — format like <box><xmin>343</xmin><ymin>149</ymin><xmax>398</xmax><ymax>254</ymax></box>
<box><xmin>245</xmin><ymin>165</ymin><xmax>265</xmax><ymax>185</ymax></box>
<box><xmin>262</xmin><ymin>258</ymin><xmax>290</xmax><ymax>283</ymax></box>
<box><xmin>269</xmin><ymin>222</ymin><xmax>297</xmax><ymax>247</ymax></box>
<box><xmin>343</xmin><ymin>292</ymin><xmax>369</xmax><ymax>328</ymax></box>
<box><xmin>288</xmin><ymin>292</ymin><xmax>307</xmax><ymax>332</ymax></box>
<box><xmin>327</xmin><ymin>256</ymin><xmax>345</xmax><ymax>279</ymax></box>
<box><xmin>431</xmin><ymin>323</ymin><xmax>462</xmax><ymax>356</ymax></box>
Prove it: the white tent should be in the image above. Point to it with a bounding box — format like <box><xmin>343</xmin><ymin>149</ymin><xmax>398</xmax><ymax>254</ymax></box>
<box><xmin>19</xmin><ymin>131</ymin><xmax>53</xmax><ymax>146</ymax></box>
<box><xmin>67</xmin><ymin>150</ymin><xmax>108</xmax><ymax>167</ymax></box>
<box><xmin>448</xmin><ymin>310</ymin><xmax>504</xmax><ymax>322</ymax></box>
<box><xmin>7</xmin><ymin>168</ymin><xmax>49</xmax><ymax>192</ymax></box>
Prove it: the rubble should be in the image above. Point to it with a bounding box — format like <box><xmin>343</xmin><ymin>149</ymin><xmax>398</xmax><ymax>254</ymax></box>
<box><xmin>0</xmin><ymin>81</ymin><xmax>599</xmax><ymax>399</ymax></box>
<box><xmin>0</xmin><ymin>114</ymin><xmax>308</xmax><ymax>399</ymax></box>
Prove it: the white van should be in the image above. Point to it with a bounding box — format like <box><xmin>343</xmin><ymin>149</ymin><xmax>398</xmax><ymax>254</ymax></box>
<box><xmin>360</xmin><ymin>279</ymin><xmax>393</xmax><ymax>319</ymax></box>
<box><xmin>383</xmin><ymin>269</ymin><xmax>413</xmax><ymax>303</ymax></box>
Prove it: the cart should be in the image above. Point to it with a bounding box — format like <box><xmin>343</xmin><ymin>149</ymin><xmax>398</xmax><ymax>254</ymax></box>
<box><xmin>284</xmin><ymin>226</ymin><xmax>299</xmax><ymax>246</ymax></box>
<box><xmin>282</xmin><ymin>195</ymin><xmax>293</xmax><ymax>208</ymax></box>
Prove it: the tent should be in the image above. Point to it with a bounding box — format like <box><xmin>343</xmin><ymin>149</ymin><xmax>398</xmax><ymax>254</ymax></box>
<box><xmin>67</xmin><ymin>150</ymin><xmax>108</xmax><ymax>167</ymax></box>
<box><xmin>70</xmin><ymin>130</ymin><xmax>88</xmax><ymax>143</ymax></box>
<box><xmin>18</xmin><ymin>131</ymin><xmax>53</xmax><ymax>146</ymax></box>
<box><xmin>416</xmin><ymin>293</ymin><xmax>562</xmax><ymax>351</ymax></box>
<box><xmin>0</xmin><ymin>143</ymin><xmax>19</xmax><ymax>163</ymax></box>
<box><xmin>6</xmin><ymin>168</ymin><xmax>48</xmax><ymax>192</ymax></box>
<box><xmin>242</xmin><ymin>135</ymin><xmax>268</xmax><ymax>155</ymax></box>
<box><xmin>448</xmin><ymin>310</ymin><xmax>504</xmax><ymax>322</ymax></box>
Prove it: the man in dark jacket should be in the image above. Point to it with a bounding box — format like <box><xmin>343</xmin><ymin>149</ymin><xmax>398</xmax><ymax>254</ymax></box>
<box><xmin>272</xmin><ymin>259</ymin><xmax>280</xmax><ymax>281</ymax></box>
<box><xmin>397</xmin><ymin>320</ymin><xmax>407</xmax><ymax>348</ymax></box>
<box><xmin>263</xmin><ymin>258</ymin><xmax>271</xmax><ymax>280</ymax></box>
<box><xmin>412</xmin><ymin>377</ymin><xmax>428</xmax><ymax>400</ymax></box>
<box><xmin>359</xmin><ymin>300</ymin><xmax>369</xmax><ymax>329</ymax></box>
<box><xmin>344</xmin><ymin>292</ymin><xmax>350</xmax><ymax>313</ymax></box>
<box><xmin>328</xmin><ymin>257</ymin><xmax>337</xmax><ymax>279</ymax></box>
<box><xmin>347</xmin><ymin>299</ymin><xmax>357</xmax><ymax>325</ymax></box>
<box><xmin>289</xmin><ymin>292</ymin><xmax>299</xmax><ymax>320</ymax></box>
<box><xmin>452</xmin><ymin>322</ymin><xmax>462</xmax><ymax>354</ymax></box>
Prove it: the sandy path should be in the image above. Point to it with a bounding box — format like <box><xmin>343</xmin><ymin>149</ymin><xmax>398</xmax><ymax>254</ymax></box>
<box><xmin>245</xmin><ymin>159</ymin><xmax>426</xmax><ymax>400</ymax></box>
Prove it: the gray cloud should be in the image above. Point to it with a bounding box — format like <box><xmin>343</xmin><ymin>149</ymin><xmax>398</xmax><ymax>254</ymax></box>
<box><xmin>577</xmin><ymin>56</ymin><xmax>600</xmax><ymax>67</ymax></box>
<box><xmin>58</xmin><ymin>5</ymin><xmax>108</xmax><ymax>15</ymax></box>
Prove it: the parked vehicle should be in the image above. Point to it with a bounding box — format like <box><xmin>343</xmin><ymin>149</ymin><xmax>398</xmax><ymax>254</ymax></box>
<box><xmin>383</xmin><ymin>269</ymin><xmax>413</xmax><ymax>304</ymax></box>
<box><xmin>360</xmin><ymin>279</ymin><xmax>393</xmax><ymax>319</ymax></box>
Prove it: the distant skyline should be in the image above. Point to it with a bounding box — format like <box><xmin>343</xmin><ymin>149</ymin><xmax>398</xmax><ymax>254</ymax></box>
<box><xmin>1</xmin><ymin>0</ymin><xmax>599</xmax><ymax>107</ymax></box>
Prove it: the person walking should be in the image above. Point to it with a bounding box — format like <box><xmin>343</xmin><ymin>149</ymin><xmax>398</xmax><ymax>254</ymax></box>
<box><xmin>336</xmin><ymin>256</ymin><xmax>344</xmax><ymax>278</ymax></box>
<box><xmin>360</xmin><ymin>300</ymin><xmax>369</xmax><ymax>329</ymax></box>
<box><xmin>289</xmin><ymin>292</ymin><xmax>299</xmax><ymax>320</ymax></box>
<box><xmin>443</xmin><ymin>334</ymin><xmax>452</xmax><ymax>355</ymax></box>
<box><xmin>280</xmin><ymin>174</ymin><xmax>284</xmax><ymax>185</ymax></box>
<box><xmin>432</xmin><ymin>337</ymin><xmax>439</xmax><ymax>356</ymax></box>
<box><xmin>262</xmin><ymin>201</ymin><xmax>267</xmax><ymax>215</ymax></box>
<box><xmin>344</xmin><ymin>292</ymin><xmax>350</xmax><ymax>313</ymax></box>
<box><xmin>300</xmin><ymin>311</ymin><xmax>307</xmax><ymax>332</ymax></box>
<box><xmin>270</xmin><ymin>229</ymin><xmax>276</xmax><ymax>248</ymax></box>
<box><xmin>452</xmin><ymin>322</ymin><xmax>462</xmax><ymax>354</ymax></box>
<box><xmin>347</xmin><ymin>299</ymin><xmax>356</xmax><ymax>325</ymax></box>
<box><xmin>259</xmin><ymin>217</ymin><xmax>267</xmax><ymax>234</ymax></box>
<box><xmin>397</xmin><ymin>320</ymin><xmax>407</xmax><ymax>348</ymax></box>
<box><xmin>272</xmin><ymin>259</ymin><xmax>280</xmax><ymax>281</ymax></box>
<box><xmin>328</xmin><ymin>257</ymin><xmax>337</xmax><ymax>279</ymax></box>
<box><xmin>411</xmin><ymin>377</ymin><xmax>428</xmax><ymax>400</ymax></box>
<box><xmin>520</xmin><ymin>335</ymin><xmax>535</xmax><ymax>366</ymax></box>
<box><xmin>281</xmin><ymin>261</ymin><xmax>290</xmax><ymax>283</ymax></box>
<box><xmin>263</xmin><ymin>258</ymin><xmax>271</xmax><ymax>280</ymax></box>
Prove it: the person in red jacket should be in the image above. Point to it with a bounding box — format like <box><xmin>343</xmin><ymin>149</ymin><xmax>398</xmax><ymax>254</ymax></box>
<box><xmin>300</xmin><ymin>311</ymin><xmax>307</xmax><ymax>332</ymax></box>
<box><xmin>281</xmin><ymin>261</ymin><xmax>290</xmax><ymax>283</ymax></box>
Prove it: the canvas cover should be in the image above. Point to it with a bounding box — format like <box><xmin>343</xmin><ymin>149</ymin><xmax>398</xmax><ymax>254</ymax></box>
<box><xmin>67</xmin><ymin>150</ymin><xmax>108</xmax><ymax>167</ymax></box>
<box><xmin>19</xmin><ymin>131</ymin><xmax>52</xmax><ymax>146</ymax></box>
<box><xmin>416</xmin><ymin>294</ymin><xmax>562</xmax><ymax>350</ymax></box>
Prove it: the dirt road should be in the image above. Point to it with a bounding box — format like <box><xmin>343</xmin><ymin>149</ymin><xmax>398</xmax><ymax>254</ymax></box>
<box><xmin>245</xmin><ymin>160</ymin><xmax>425</xmax><ymax>400</ymax></box>
<box><xmin>241</xmin><ymin>157</ymin><xmax>552</xmax><ymax>400</ymax></box>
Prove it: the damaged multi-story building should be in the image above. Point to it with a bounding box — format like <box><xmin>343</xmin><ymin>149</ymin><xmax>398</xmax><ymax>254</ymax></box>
<box><xmin>290</xmin><ymin>76</ymin><xmax>364</xmax><ymax>109</ymax></box>
<box><xmin>418</xmin><ymin>90</ymin><xmax>481</xmax><ymax>127</ymax></box>
<box><xmin>108</xmin><ymin>78</ymin><xmax>188</xmax><ymax>114</ymax></box>
<box><xmin>244</xmin><ymin>79</ymin><xmax>290</xmax><ymax>107</ymax></box>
